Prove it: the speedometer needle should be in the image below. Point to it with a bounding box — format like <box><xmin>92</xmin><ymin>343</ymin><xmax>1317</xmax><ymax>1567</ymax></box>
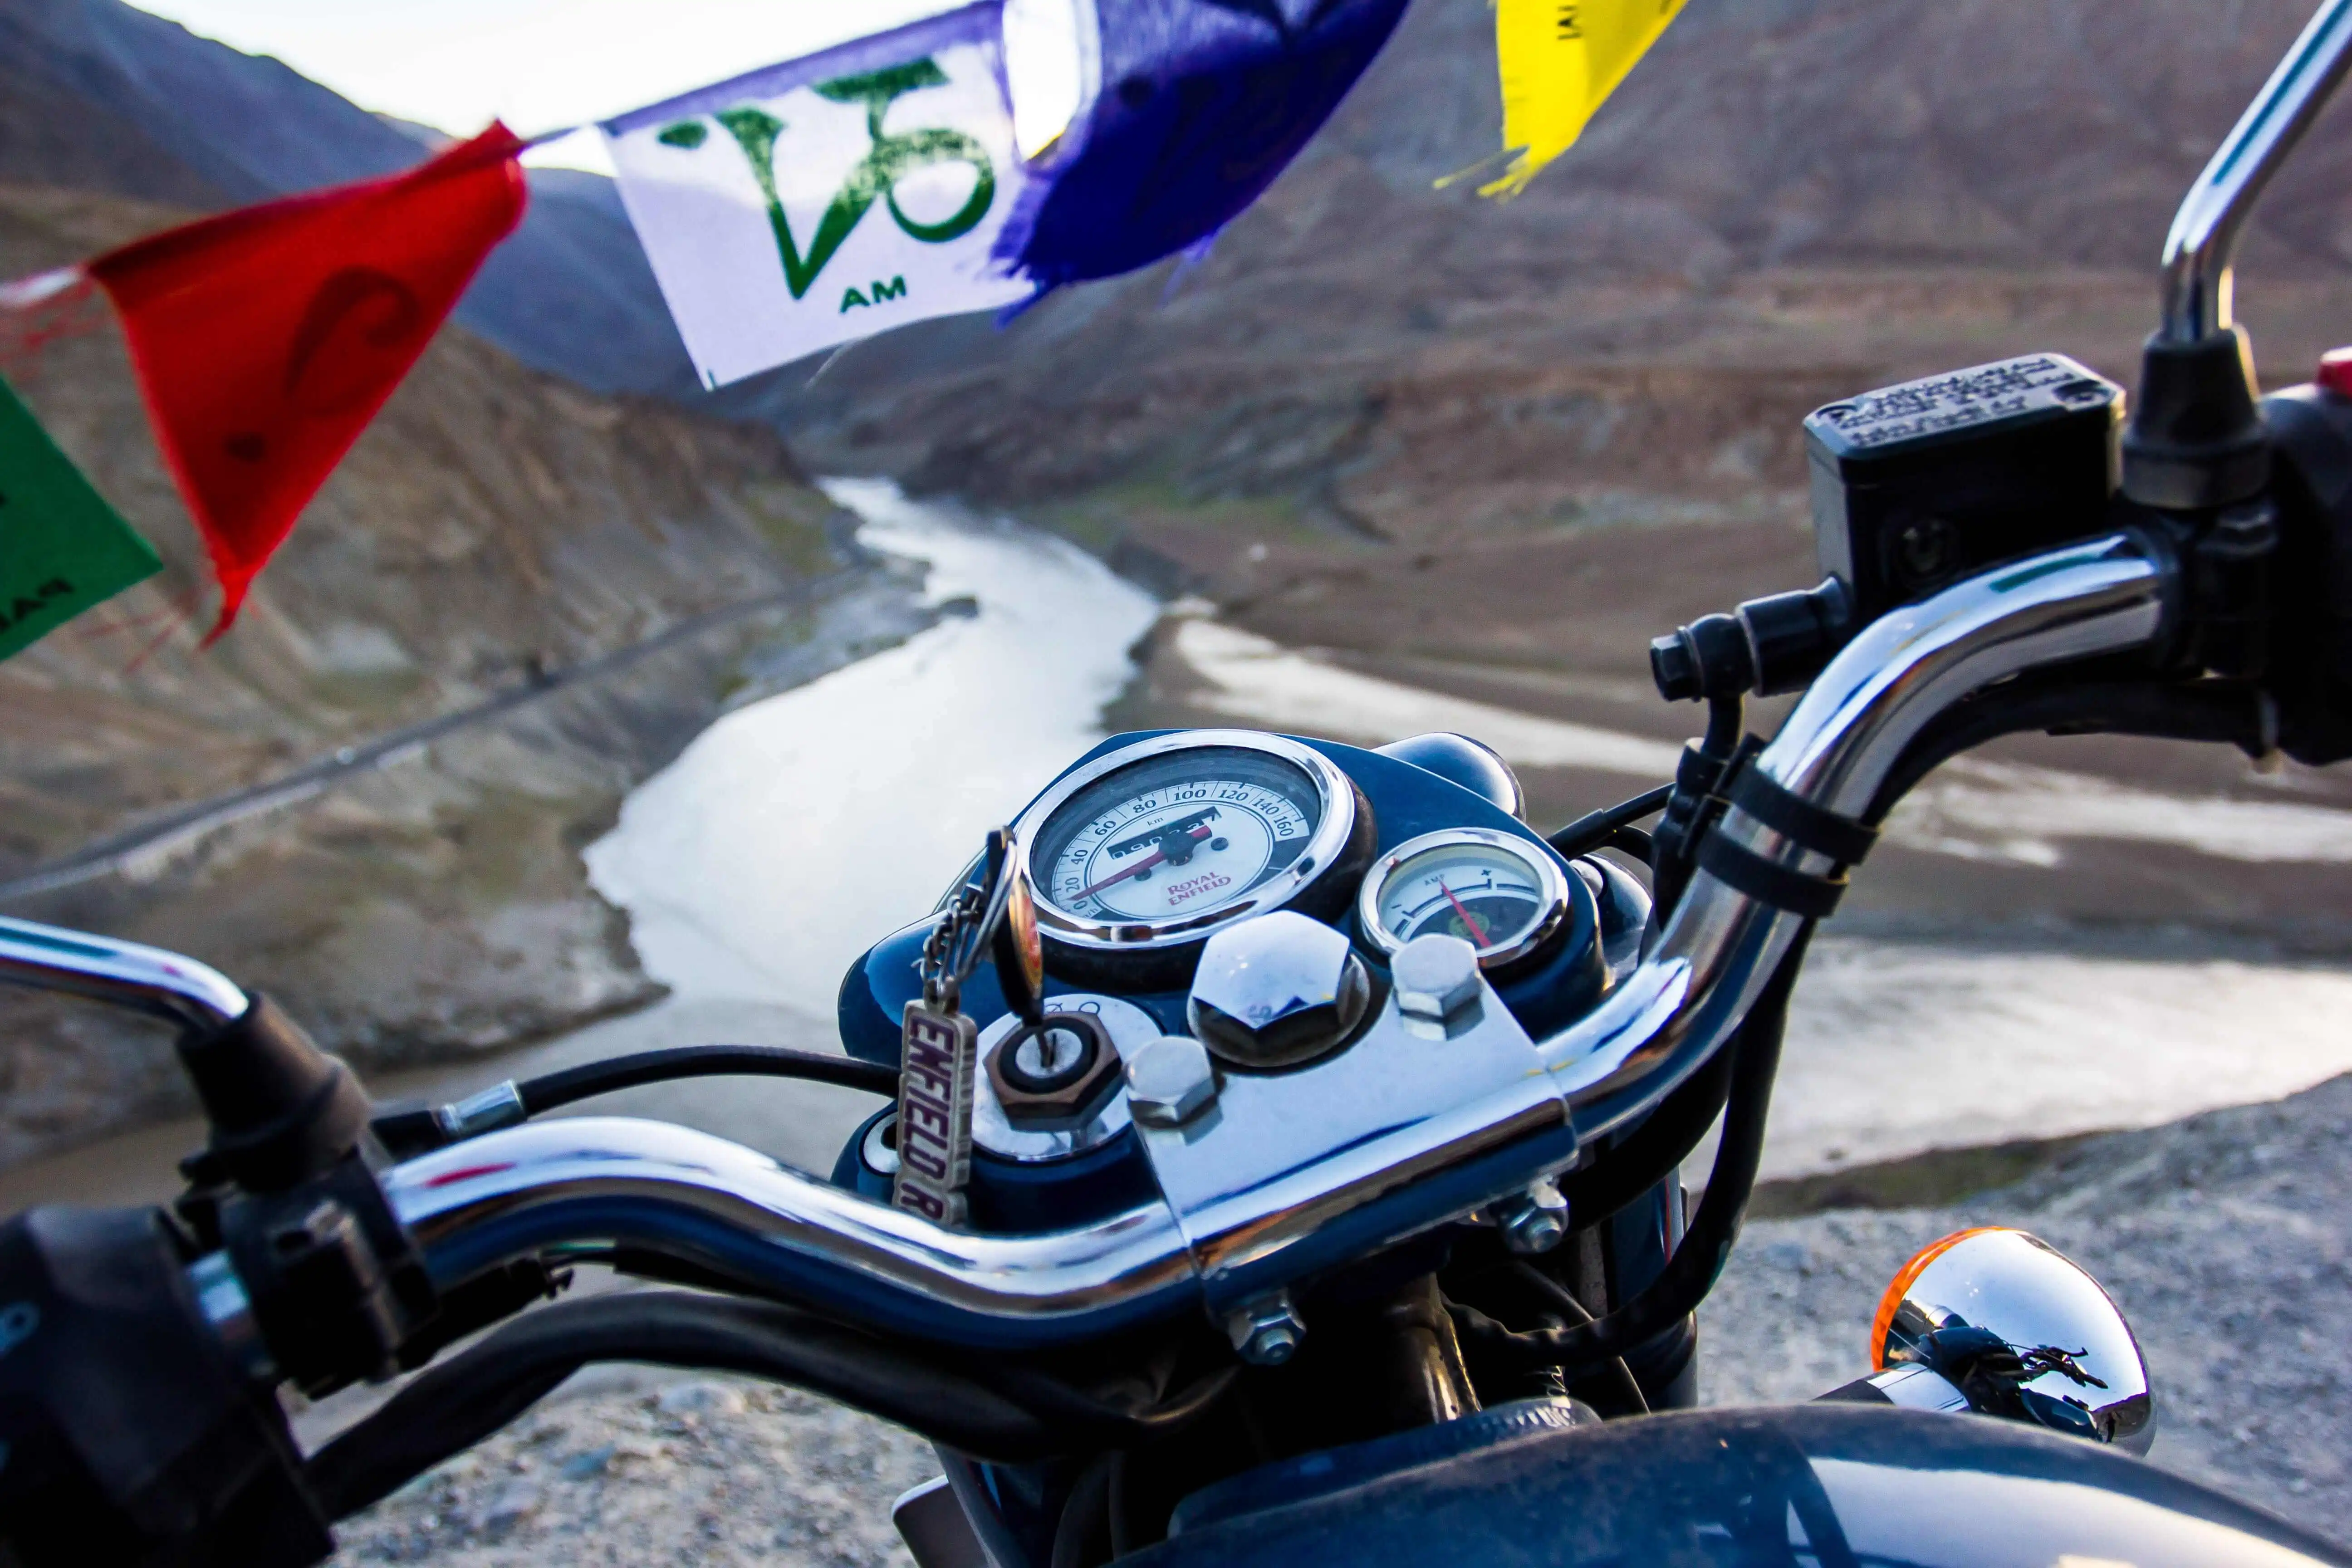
<box><xmin>1439</xmin><ymin>878</ymin><xmax>1491</xmax><ymax>946</ymax></box>
<box><xmin>1079</xmin><ymin>822</ymin><xmax>1215</xmax><ymax>899</ymax></box>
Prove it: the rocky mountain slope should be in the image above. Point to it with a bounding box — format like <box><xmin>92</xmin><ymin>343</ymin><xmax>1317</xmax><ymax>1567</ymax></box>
<box><xmin>0</xmin><ymin>182</ymin><xmax>905</xmax><ymax>1169</ymax></box>
<box><xmin>774</xmin><ymin>0</ymin><xmax>2352</xmax><ymax>539</ymax></box>
<box><xmin>0</xmin><ymin>0</ymin><xmax>695</xmax><ymax>396</ymax></box>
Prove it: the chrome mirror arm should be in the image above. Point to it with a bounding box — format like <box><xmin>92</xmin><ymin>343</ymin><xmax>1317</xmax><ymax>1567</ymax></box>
<box><xmin>0</xmin><ymin>914</ymin><xmax>248</xmax><ymax>1030</ymax></box>
<box><xmin>2160</xmin><ymin>0</ymin><xmax>2352</xmax><ymax>343</ymax></box>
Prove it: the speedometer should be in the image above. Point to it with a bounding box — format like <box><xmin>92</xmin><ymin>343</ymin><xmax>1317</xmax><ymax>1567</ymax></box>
<box><xmin>1019</xmin><ymin>732</ymin><xmax>1366</xmax><ymax>954</ymax></box>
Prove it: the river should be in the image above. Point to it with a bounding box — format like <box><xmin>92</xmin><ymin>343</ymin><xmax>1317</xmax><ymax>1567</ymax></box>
<box><xmin>10</xmin><ymin>481</ymin><xmax>2352</xmax><ymax>1215</ymax></box>
<box><xmin>582</xmin><ymin>478</ymin><xmax>1161</xmax><ymax>1009</ymax></box>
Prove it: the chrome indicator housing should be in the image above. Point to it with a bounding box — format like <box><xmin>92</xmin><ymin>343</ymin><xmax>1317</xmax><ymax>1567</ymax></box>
<box><xmin>1876</xmin><ymin>1227</ymin><xmax>2155</xmax><ymax>1453</ymax></box>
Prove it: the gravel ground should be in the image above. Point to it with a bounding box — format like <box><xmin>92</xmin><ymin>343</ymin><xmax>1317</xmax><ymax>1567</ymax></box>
<box><xmin>330</xmin><ymin>1074</ymin><xmax>2352</xmax><ymax>1563</ymax></box>
<box><xmin>329</xmin><ymin>1379</ymin><xmax>933</xmax><ymax>1568</ymax></box>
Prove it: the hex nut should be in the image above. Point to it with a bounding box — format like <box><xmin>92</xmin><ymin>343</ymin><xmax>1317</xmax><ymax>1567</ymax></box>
<box><xmin>1225</xmin><ymin>1292</ymin><xmax>1306</xmax><ymax>1366</ymax></box>
<box><xmin>1494</xmin><ymin>1179</ymin><xmax>1569</xmax><ymax>1255</ymax></box>
<box><xmin>1392</xmin><ymin>933</ymin><xmax>1483</xmax><ymax>1024</ymax></box>
<box><xmin>985</xmin><ymin>1013</ymin><xmax>1123</xmax><ymax>1132</ymax></box>
<box><xmin>1126</xmin><ymin>1036</ymin><xmax>1217</xmax><ymax>1127</ymax></box>
<box><xmin>1187</xmin><ymin>911</ymin><xmax>1372</xmax><ymax>1068</ymax></box>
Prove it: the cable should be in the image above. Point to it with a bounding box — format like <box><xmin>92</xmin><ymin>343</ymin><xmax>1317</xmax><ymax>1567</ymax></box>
<box><xmin>373</xmin><ymin>1046</ymin><xmax>903</xmax><ymax>1157</ymax></box>
<box><xmin>306</xmin><ymin>1292</ymin><xmax>1233</xmax><ymax>1519</ymax></box>
<box><xmin>1504</xmin><ymin>1261</ymin><xmax>1647</xmax><ymax>1415</ymax></box>
<box><xmin>1547</xmin><ymin>784</ymin><xmax>1672</xmax><ymax>861</ymax></box>
<box><xmin>1554</xmin><ymin>1023</ymin><xmax>1737</xmax><ymax>1230</ymax></box>
<box><xmin>1649</xmin><ymin>693</ymin><xmax>1745</xmax><ymax>921</ymax></box>
<box><xmin>1451</xmin><ymin>925</ymin><xmax>1811</xmax><ymax>1377</ymax></box>
<box><xmin>1865</xmin><ymin>677</ymin><xmax>2264</xmax><ymax>826</ymax></box>
<box><xmin>1051</xmin><ymin>1454</ymin><xmax>1118</xmax><ymax>1568</ymax></box>
<box><xmin>517</xmin><ymin>1045</ymin><xmax>900</xmax><ymax>1112</ymax></box>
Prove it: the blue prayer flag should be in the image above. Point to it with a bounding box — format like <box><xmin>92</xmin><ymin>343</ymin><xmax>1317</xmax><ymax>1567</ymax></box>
<box><xmin>997</xmin><ymin>0</ymin><xmax>1409</xmax><ymax>294</ymax></box>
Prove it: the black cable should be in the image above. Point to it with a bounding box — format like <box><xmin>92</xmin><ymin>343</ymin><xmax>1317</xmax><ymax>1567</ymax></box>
<box><xmin>373</xmin><ymin>1046</ymin><xmax>903</xmax><ymax>1158</ymax></box>
<box><xmin>1864</xmin><ymin>677</ymin><xmax>2264</xmax><ymax>826</ymax></box>
<box><xmin>1051</xmin><ymin>1454</ymin><xmax>1118</xmax><ymax>1568</ymax></box>
<box><xmin>1650</xmin><ymin>693</ymin><xmax>1745</xmax><ymax>921</ymax></box>
<box><xmin>1547</xmin><ymin>784</ymin><xmax>1672</xmax><ymax>861</ymax></box>
<box><xmin>1700</xmin><ymin>690</ymin><xmax>1744</xmax><ymax>760</ymax></box>
<box><xmin>517</xmin><ymin>1046</ymin><xmax>900</xmax><ymax>1113</ymax></box>
<box><xmin>1555</xmin><ymin>1021</ymin><xmax>1738</xmax><ymax>1231</ymax></box>
<box><xmin>306</xmin><ymin>1292</ymin><xmax>1232</xmax><ymax>1519</ymax></box>
<box><xmin>1505</xmin><ymin>1261</ymin><xmax>1647</xmax><ymax>1416</ymax></box>
<box><xmin>1451</xmin><ymin>925</ymin><xmax>1811</xmax><ymax>1377</ymax></box>
<box><xmin>1599</xmin><ymin>824</ymin><xmax>1656</xmax><ymax>861</ymax></box>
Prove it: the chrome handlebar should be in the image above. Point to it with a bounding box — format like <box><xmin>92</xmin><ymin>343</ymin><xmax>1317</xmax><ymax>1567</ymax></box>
<box><xmin>377</xmin><ymin>533</ymin><xmax>2172</xmax><ymax>1349</ymax></box>
<box><xmin>0</xmin><ymin>916</ymin><xmax>248</xmax><ymax>1029</ymax></box>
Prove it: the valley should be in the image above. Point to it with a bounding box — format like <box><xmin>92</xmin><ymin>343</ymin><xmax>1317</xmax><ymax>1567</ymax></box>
<box><xmin>0</xmin><ymin>180</ymin><xmax>915</xmax><ymax>1166</ymax></box>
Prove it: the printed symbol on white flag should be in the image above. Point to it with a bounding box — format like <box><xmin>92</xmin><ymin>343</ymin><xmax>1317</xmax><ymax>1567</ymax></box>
<box><xmin>607</xmin><ymin>25</ymin><xmax>1035</xmax><ymax>388</ymax></box>
<box><xmin>656</xmin><ymin>60</ymin><xmax>998</xmax><ymax>309</ymax></box>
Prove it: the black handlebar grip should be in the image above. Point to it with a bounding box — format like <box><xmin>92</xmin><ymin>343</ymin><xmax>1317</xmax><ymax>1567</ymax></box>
<box><xmin>0</xmin><ymin>1206</ymin><xmax>330</xmax><ymax>1568</ymax></box>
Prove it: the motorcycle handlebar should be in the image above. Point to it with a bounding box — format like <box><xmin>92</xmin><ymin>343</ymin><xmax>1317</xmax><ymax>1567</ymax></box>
<box><xmin>381</xmin><ymin>531</ymin><xmax>2175</xmax><ymax>1350</ymax></box>
<box><xmin>0</xmin><ymin>916</ymin><xmax>248</xmax><ymax>1029</ymax></box>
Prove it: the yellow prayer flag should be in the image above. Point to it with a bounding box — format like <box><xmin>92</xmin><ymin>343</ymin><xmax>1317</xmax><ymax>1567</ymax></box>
<box><xmin>1483</xmin><ymin>0</ymin><xmax>1688</xmax><ymax>198</ymax></box>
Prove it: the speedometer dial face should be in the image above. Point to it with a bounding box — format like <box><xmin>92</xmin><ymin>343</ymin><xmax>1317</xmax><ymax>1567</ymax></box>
<box><xmin>1359</xmin><ymin>828</ymin><xmax>1572</xmax><ymax>970</ymax></box>
<box><xmin>1043</xmin><ymin>750</ymin><xmax>1317</xmax><ymax>922</ymax></box>
<box><xmin>1021</xmin><ymin>734</ymin><xmax>1358</xmax><ymax>950</ymax></box>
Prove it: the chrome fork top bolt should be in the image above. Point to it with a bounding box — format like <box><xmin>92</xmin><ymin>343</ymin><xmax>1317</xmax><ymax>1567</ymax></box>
<box><xmin>1494</xmin><ymin>1178</ymin><xmax>1570</xmax><ymax>1256</ymax></box>
<box><xmin>1188</xmin><ymin>911</ymin><xmax>1371</xmax><ymax>1068</ymax></box>
<box><xmin>1225</xmin><ymin>1291</ymin><xmax>1306</xmax><ymax>1366</ymax></box>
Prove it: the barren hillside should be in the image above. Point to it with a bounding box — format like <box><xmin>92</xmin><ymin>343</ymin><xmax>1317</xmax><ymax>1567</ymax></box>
<box><xmin>0</xmin><ymin>182</ymin><xmax>904</xmax><ymax>1168</ymax></box>
<box><xmin>767</xmin><ymin>0</ymin><xmax>2352</xmax><ymax>565</ymax></box>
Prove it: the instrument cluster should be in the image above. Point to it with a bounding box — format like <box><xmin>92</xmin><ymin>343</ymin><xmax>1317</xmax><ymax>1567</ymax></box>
<box><xmin>834</xmin><ymin>727</ymin><xmax>1647</xmax><ymax>1229</ymax></box>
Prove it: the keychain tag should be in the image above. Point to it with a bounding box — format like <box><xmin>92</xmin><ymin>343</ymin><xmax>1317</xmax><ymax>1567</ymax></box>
<box><xmin>892</xmin><ymin>826</ymin><xmax>1030</xmax><ymax>1228</ymax></box>
<box><xmin>892</xmin><ymin>999</ymin><xmax>976</xmax><ymax>1226</ymax></box>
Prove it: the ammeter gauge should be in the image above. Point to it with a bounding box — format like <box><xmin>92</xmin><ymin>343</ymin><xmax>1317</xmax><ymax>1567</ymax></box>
<box><xmin>1358</xmin><ymin>828</ymin><xmax>1573</xmax><ymax>970</ymax></box>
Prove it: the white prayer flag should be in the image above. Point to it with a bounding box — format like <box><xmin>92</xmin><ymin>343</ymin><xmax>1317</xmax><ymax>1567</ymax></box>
<box><xmin>603</xmin><ymin>3</ymin><xmax>1033</xmax><ymax>388</ymax></box>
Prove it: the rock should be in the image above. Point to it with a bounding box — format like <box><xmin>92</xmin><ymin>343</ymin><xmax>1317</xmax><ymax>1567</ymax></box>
<box><xmin>470</xmin><ymin>1480</ymin><xmax>541</xmax><ymax>1538</ymax></box>
<box><xmin>557</xmin><ymin>1446</ymin><xmax>613</xmax><ymax>1482</ymax></box>
<box><xmin>331</xmin><ymin>1380</ymin><xmax>933</xmax><ymax>1568</ymax></box>
<box><xmin>657</xmin><ymin>1381</ymin><xmax>748</xmax><ymax>1419</ymax></box>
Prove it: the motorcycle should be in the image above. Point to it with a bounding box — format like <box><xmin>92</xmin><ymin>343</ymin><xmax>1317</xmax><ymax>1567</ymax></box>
<box><xmin>7</xmin><ymin>5</ymin><xmax>2352</xmax><ymax>1565</ymax></box>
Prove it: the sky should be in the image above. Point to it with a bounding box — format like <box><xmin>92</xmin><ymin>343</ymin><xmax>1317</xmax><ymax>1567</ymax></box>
<box><xmin>123</xmin><ymin>0</ymin><xmax>1071</xmax><ymax>171</ymax></box>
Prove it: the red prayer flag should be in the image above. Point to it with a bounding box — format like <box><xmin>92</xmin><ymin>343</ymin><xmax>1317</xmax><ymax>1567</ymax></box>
<box><xmin>87</xmin><ymin>125</ymin><xmax>528</xmax><ymax>640</ymax></box>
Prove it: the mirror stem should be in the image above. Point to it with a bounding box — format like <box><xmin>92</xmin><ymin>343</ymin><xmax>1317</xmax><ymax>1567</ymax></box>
<box><xmin>2160</xmin><ymin>0</ymin><xmax>2352</xmax><ymax>343</ymax></box>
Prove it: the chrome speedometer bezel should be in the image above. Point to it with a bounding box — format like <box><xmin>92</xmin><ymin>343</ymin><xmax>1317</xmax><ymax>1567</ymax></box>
<box><xmin>1017</xmin><ymin>730</ymin><xmax>1361</xmax><ymax>955</ymax></box>
<box><xmin>1357</xmin><ymin>827</ymin><xmax>1574</xmax><ymax>971</ymax></box>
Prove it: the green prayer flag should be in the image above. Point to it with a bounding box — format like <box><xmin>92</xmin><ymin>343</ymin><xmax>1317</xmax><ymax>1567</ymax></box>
<box><xmin>0</xmin><ymin>373</ymin><xmax>161</xmax><ymax>662</ymax></box>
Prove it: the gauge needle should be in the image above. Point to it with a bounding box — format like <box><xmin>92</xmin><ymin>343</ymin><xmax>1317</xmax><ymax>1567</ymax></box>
<box><xmin>1078</xmin><ymin>822</ymin><xmax>1216</xmax><ymax>899</ymax></box>
<box><xmin>1438</xmin><ymin>879</ymin><xmax>1491</xmax><ymax>946</ymax></box>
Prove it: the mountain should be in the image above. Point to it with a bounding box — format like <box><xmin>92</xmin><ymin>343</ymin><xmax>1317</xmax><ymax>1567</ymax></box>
<box><xmin>0</xmin><ymin>181</ymin><xmax>902</xmax><ymax>1169</ymax></box>
<box><xmin>757</xmin><ymin>0</ymin><xmax>2352</xmax><ymax>545</ymax></box>
<box><xmin>0</xmin><ymin>0</ymin><xmax>697</xmax><ymax>396</ymax></box>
